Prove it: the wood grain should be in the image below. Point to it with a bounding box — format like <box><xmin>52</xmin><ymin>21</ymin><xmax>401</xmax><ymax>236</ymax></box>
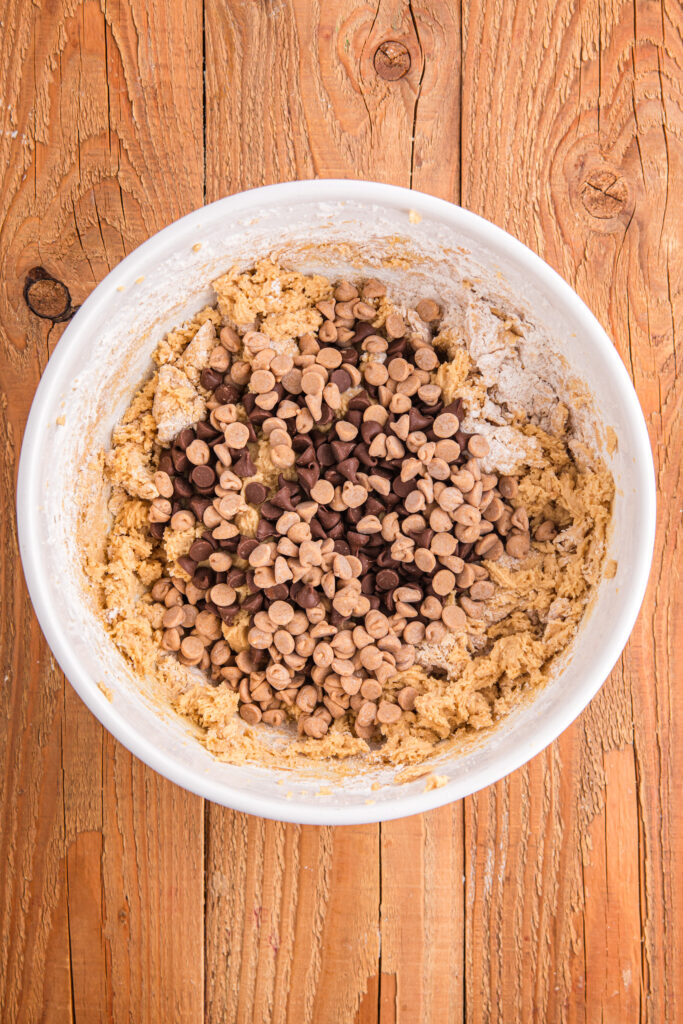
<box><xmin>0</xmin><ymin>0</ymin><xmax>206</xmax><ymax>1019</ymax></box>
<box><xmin>0</xmin><ymin>0</ymin><xmax>680</xmax><ymax>1021</ymax></box>
<box><xmin>460</xmin><ymin>1</ymin><xmax>682</xmax><ymax>1021</ymax></box>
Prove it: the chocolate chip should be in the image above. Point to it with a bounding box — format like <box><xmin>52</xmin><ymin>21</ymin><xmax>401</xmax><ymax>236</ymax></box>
<box><xmin>214</xmin><ymin>383</ymin><xmax>241</xmax><ymax>404</ymax></box>
<box><xmin>393</xmin><ymin>477</ymin><xmax>417</xmax><ymax>497</ymax></box>
<box><xmin>242</xmin><ymin>392</ymin><xmax>257</xmax><ymax>414</ymax></box>
<box><xmin>190</xmin><ymin>465</ymin><xmax>216</xmax><ymax>490</ymax></box>
<box><xmin>331</xmin><ymin>440</ymin><xmax>355</xmax><ymax>462</ymax></box>
<box><xmin>158</xmin><ymin>452</ymin><xmax>174</xmax><ymax>475</ymax></box>
<box><xmin>333</xmin><ymin>540</ymin><xmax>351</xmax><ymax>555</ymax></box>
<box><xmin>149</xmin><ymin>521</ymin><xmax>165</xmax><ymax>539</ymax></box>
<box><xmin>245</xmin><ymin>481</ymin><xmax>267</xmax><ymax>504</ymax></box>
<box><xmin>227</xmin><ymin>568</ymin><xmax>246</xmax><ymax>587</ymax></box>
<box><xmin>171</xmin><ymin>448</ymin><xmax>190</xmax><ymax>474</ymax></box>
<box><xmin>360</xmin><ymin>421</ymin><xmax>382</xmax><ymax>444</ymax></box>
<box><xmin>260</xmin><ymin>501</ymin><xmax>281</xmax><ymax>520</ymax></box>
<box><xmin>316</xmin><ymin>443</ymin><xmax>335</xmax><ymax>467</ymax></box>
<box><xmin>408</xmin><ymin>408</ymin><xmax>433</xmax><ymax>432</ymax></box>
<box><xmin>176</xmin><ymin>428</ymin><xmax>195</xmax><ymax>450</ymax></box>
<box><xmin>201</xmin><ymin>368</ymin><xmax>223</xmax><ymax>391</ymax></box>
<box><xmin>271</xmin><ymin>487</ymin><xmax>296</xmax><ymax>511</ymax></box>
<box><xmin>376</xmin><ymin>569</ymin><xmax>399</xmax><ymax>590</ymax></box>
<box><xmin>218</xmin><ymin>604</ymin><xmax>240</xmax><ymax>623</ymax></box>
<box><xmin>295</xmin><ymin>585</ymin><xmax>319</xmax><ymax>608</ymax></box>
<box><xmin>189</xmin><ymin>539</ymin><xmax>214</xmax><ymax>562</ymax></box>
<box><xmin>310</xmin><ymin>518</ymin><xmax>326</xmax><ymax>539</ymax></box>
<box><xmin>298</xmin><ymin>465</ymin><xmax>320</xmax><ymax>492</ymax></box>
<box><xmin>350</xmin><ymin>323</ymin><xmax>376</xmax><ymax>346</ymax></box>
<box><xmin>337</xmin><ymin>458</ymin><xmax>359</xmax><ymax>482</ymax></box>
<box><xmin>237</xmin><ymin>537</ymin><xmax>259</xmax><ymax>560</ymax></box>
<box><xmin>173</xmin><ymin>476</ymin><xmax>193</xmax><ymax>498</ymax></box>
<box><xmin>196</xmin><ymin>420</ymin><xmax>220</xmax><ymax>441</ymax></box>
<box><xmin>361</xmin><ymin>574</ymin><xmax>375</xmax><ymax>594</ymax></box>
<box><xmin>232</xmin><ymin>453</ymin><xmax>257</xmax><ymax>477</ymax></box>
<box><xmin>329</xmin><ymin>368</ymin><xmax>352</xmax><ymax>391</ymax></box>
<box><xmin>265</xmin><ymin>583</ymin><xmax>290</xmax><ymax>600</ymax></box>
<box><xmin>240</xmin><ymin>593</ymin><xmax>263</xmax><ymax>613</ymax></box>
<box><xmin>341</xmin><ymin>348</ymin><xmax>359</xmax><ymax>365</ymax></box>
<box><xmin>317</xmin><ymin>508</ymin><xmax>341</xmax><ymax>529</ymax></box>
<box><xmin>256</xmin><ymin>519</ymin><xmax>275</xmax><ymax>540</ymax></box>
<box><xmin>188</xmin><ymin>495</ymin><xmax>212</xmax><ymax>520</ymax></box>
<box><xmin>192</xmin><ymin>566</ymin><xmax>213</xmax><ymax>590</ymax></box>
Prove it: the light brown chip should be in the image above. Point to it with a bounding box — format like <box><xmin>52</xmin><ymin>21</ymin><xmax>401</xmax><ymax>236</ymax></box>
<box><xmin>433</xmin><ymin>569</ymin><xmax>456</xmax><ymax>596</ymax></box>
<box><xmin>403</xmin><ymin>621</ymin><xmax>425</xmax><ymax>645</ymax></box>
<box><xmin>170</xmin><ymin>510</ymin><xmax>195</xmax><ymax>532</ymax></box>
<box><xmin>250</xmin><ymin>369</ymin><xmax>276</xmax><ymax>394</ymax></box>
<box><xmin>310</xmin><ymin>479</ymin><xmax>334</xmax><ymax>504</ymax></box>
<box><xmin>223</xmin><ymin>421</ymin><xmax>250</xmax><ymax>449</ymax></box>
<box><xmin>240</xmin><ymin>704</ymin><xmax>262</xmax><ymax>725</ymax></box>
<box><xmin>180</xmin><ymin>636</ymin><xmax>204</xmax><ymax>662</ymax></box>
<box><xmin>269</xmin><ymin>599</ymin><xmax>295</xmax><ymax>626</ymax></box>
<box><xmin>442</xmin><ymin>604</ymin><xmax>466</xmax><ymax>630</ymax></box>
<box><xmin>416</xmin><ymin>298</ymin><xmax>441</xmax><ymax>322</ymax></box>
<box><xmin>356</xmin><ymin>701</ymin><xmax>378</xmax><ymax>728</ymax></box>
<box><xmin>376</xmin><ymin>700</ymin><xmax>402</xmax><ymax>725</ymax></box>
<box><xmin>498</xmin><ymin>475</ymin><xmax>518</xmax><ymax>499</ymax></box>
<box><xmin>162</xmin><ymin>605</ymin><xmax>184</xmax><ymax>629</ymax></box>
<box><xmin>385</xmin><ymin>312</ymin><xmax>406</xmax><ymax>338</ymax></box>
<box><xmin>467</xmin><ymin>434</ymin><xmax>490</xmax><ymax>458</ymax></box>
<box><xmin>433</xmin><ymin>413</ymin><xmax>459</xmax><ymax>438</ymax></box>
<box><xmin>210</xmin><ymin>584</ymin><xmax>236</xmax><ymax>607</ymax></box>
<box><xmin>397</xmin><ymin>686</ymin><xmax>417</xmax><ymax>711</ymax></box>
<box><xmin>249</xmin><ymin>543</ymin><xmax>273</xmax><ymax>567</ymax></box>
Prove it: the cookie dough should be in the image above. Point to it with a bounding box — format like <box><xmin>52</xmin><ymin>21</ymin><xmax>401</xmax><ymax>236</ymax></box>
<box><xmin>89</xmin><ymin>261</ymin><xmax>614</xmax><ymax>767</ymax></box>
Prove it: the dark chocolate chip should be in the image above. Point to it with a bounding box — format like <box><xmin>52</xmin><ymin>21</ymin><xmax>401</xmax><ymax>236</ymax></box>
<box><xmin>192</xmin><ymin>566</ymin><xmax>213</xmax><ymax>590</ymax></box>
<box><xmin>196</xmin><ymin>420</ymin><xmax>221</xmax><ymax>441</ymax></box>
<box><xmin>329</xmin><ymin>368</ymin><xmax>352</xmax><ymax>391</ymax></box>
<box><xmin>176</xmin><ymin>428</ymin><xmax>195</xmax><ymax>450</ymax></box>
<box><xmin>337</xmin><ymin>458</ymin><xmax>359</xmax><ymax>482</ymax></box>
<box><xmin>227</xmin><ymin>568</ymin><xmax>246</xmax><ymax>588</ymax></box>
<box><xmin>190</xmin><ymin>464</ymin><xmax>216</xmax><ymax>489</ymax></box>
<box><xmin>265</xmin><ymin>583</ymin><xmax>290</xmax><ymax>601</ymax></box>
<box><xmin>177</xmin><ymin>555</ymin><xmax>197</xmax><ymax>577</ymax></box>
<box><xmin>360</xmin><ymin>421</ymin><xmax>382</xmax><ymax>444</ymax></box>
<box><xmin>201</xmin><ymin>368</ymin><xmax>223</xmax><ymax>391</ymax></box>
<box><xmin>171</xmin><ymin>448</ymin><xmax>190</xmax><ymax>474</ymax></box>
<box><xmin>173</xmin><ymin>476</ymin><xmax>193</xmax><ymax>498</ymax></box>
<box><xmin>149</xmin><ymin>521</ymin><xmax>165</xmax><ymax>539</ymax></box>
<box><xmin>237</xmin><ymin>537</ymin><xmax>259</xmax><ymax>560</ymax></box>
<box><xmin>241</xmin><ymin>593</ymin><xmax>263</xmax><ymax>613</ymax></box>
<box><xmin>189</xmin><ymin>539</ymin><xmax>214</xmax><ymax>562</ymax></box>
<box><xmin>376</xmin><ymin>569</ymin><xmax>399</xmax><ymax>590</ymax></box>
<box><xmin>245</xmin><ymin>481</ymin><xmax>267</xmax><ymax>504</ymax></box>
<box><xmin>232</xmin><ymin>453</ymin><xmax>257</xmax><ymax>477</ymax></box>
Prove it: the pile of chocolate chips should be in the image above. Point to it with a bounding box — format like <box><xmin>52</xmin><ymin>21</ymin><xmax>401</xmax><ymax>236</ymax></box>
<box><xmin>146</xmin><ymin>279</ymin><xmax>541</xmax><ymax>739</ymax></box>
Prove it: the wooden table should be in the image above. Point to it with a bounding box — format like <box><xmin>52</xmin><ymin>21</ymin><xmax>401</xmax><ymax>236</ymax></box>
<box><xmin>1</xmin><ymin>2</ymin><xmax>680</xmax><ymax>1021</ymax></box>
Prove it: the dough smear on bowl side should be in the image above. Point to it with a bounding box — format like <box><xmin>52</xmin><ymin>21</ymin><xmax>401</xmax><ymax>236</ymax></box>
<box><xmin>88</xmin><ymin>260</ymin><xmax>614</xmax><ymax>767</ymax></box>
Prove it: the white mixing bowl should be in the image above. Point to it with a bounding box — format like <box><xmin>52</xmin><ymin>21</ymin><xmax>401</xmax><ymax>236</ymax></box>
<box><xmin>17</xmin><ymin>181</ymin><xmax>655</xmax><ymax>824</ymax></box>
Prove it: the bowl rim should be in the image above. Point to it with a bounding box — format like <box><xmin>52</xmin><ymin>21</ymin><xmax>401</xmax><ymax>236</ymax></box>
<box><xmin>16</xmin><ymin>179</ymin><xmax>656</xmax><ymax>824</ymax></box>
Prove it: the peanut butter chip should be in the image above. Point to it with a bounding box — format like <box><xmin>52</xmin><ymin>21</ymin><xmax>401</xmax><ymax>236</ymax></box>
<box><xmin>269</xmin><ymin>600</ymin><xmax>294</xmax><ymax>625</ymax></box>
<box><xmin>224</xmin><ymin>422</ymin><xmax>250</xmax><ymax>448</ymax></box>
<box><xmin>250</xmin><ymin>369</ymin><xmax>276</xmax><ymax>394</ymax></box>
<box><xmin>376</xmin><ymin>701</ymin><xmax>401</xmax><ymax>725</ymax></box>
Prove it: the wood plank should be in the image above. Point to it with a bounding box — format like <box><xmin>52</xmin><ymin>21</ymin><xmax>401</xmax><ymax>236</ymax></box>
<box><xmin>0</xmin><ymin>0</ymin><xmax>206</xmax><ymax>1019</ymax></box>
<box><xmin>379</xmin><ymin>806</ymin><xmax>465</xmax><ymax>1024</ymax></box>
<box><xmin>460</xmin><ymin>0</ymin><xmax>682</xmax><ymax>1020</ymax></box>
<box><xmin>204</xmin><ymin>5</ymin><xmax>462</xmax><ymax>1022</ymax></box>
<box><xmin>204</xmin><ymin>3</ymin><xmax>384</xmax><ymax>1020</ymax></box>
<box><xmin>205</xmin><ymin>813</ymin><xmax>379</xmax><ymax>1023</ymax></box>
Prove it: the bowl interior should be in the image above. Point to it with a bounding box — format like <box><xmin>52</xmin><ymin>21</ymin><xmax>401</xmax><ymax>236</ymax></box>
<box><xmin>18</xmin><ymin>183</ymin><xmax>654</xmax><ymax>823</ymax></box>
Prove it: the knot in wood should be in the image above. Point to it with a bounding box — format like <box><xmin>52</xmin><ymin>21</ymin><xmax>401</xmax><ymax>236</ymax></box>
<box><xmin>373</xmin><ymin>40</ymin><xmax>411</xmax><ymax>81</ymax></box>
<box><xmin>24</xmin><ymin>267</ymin><xmax>75</xmax><ymax>322</ymax></box>
<box><xmin>580</xmin><ymin>170</ymin><xmax>628</xmax><ymax>219</ymax></box>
